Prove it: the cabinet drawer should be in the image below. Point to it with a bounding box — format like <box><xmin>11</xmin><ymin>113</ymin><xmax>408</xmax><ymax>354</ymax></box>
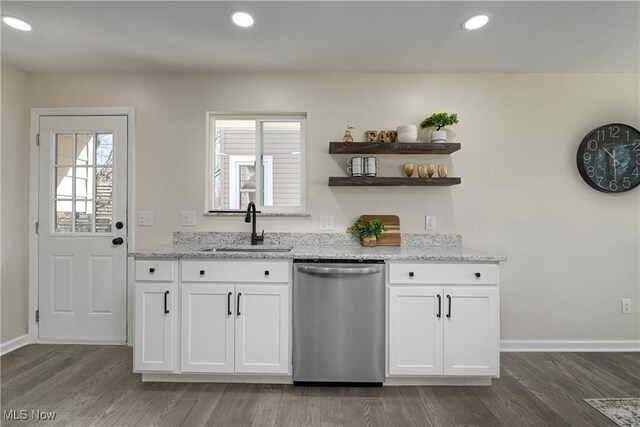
<box><xmin>181</xmin><ymin>260</ymin><xmax>290</xmax><ymax>283</ymax></box>
<box><xmin>135</xmin><ymin>260</ymin><xmax>176</xmax><ymax>282</ymax></box>
<box><xmin>388</xmin><ymin>263</ymin><xmax>498</xmax><ymax>285</ymax></box>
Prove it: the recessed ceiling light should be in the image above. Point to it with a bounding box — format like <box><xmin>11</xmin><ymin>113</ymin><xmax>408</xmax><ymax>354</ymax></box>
<box><xmin>462</xmin><ymin>14</ymin><xmax>490</xmax><ymax>31</ymax></box>
<box><xmin>231</xmin><ymin>11</ymin><xmax>254</xmax><ymax>28</ymax></box>
<box><xmin>2</xmin><ymin>15</ymin><xmax>32</xmax><ymax>31</ymax></box>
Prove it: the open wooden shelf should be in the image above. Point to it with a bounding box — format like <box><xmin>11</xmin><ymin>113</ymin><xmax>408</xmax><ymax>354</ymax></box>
<box><xmin>329</xmin><ymin>141</ymin><xmax>461</xmax><ymax>155</ymax></box>
<box><xmin>328</xmin><ymin>177</ymin><xmax>461</xmax><ymax>187</ymax></box>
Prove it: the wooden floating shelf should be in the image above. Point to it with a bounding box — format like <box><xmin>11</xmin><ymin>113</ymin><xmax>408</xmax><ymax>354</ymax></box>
<box><xmin>328</xmin><ymin>177</ymin><xmax>461</xmax><ymax>187</ymax></box>
<box><xmin>329</xmin><ymin>141</ymin><xmax>461</xmax><ymax>155</ymax></box>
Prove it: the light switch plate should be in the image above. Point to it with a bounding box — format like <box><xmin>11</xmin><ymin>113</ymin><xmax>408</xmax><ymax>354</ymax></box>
<box><xmin>138</xmin><ymin>211</ymin><xmax>153</xmax><ymax>226</ymax></box>
<box><xmin>319</xmin><ymin>215</ymin><xmax>334</xmax><ymax>231</ymax></box>
<box><xmin>181</xmin><ymin>211</ymin><xmax>196</xmax><ymax>227</ymax></box>
<box><xmin>622</xmin><ymin>298</ymin><xmax>632</xmax><ymax>314</ymax></box>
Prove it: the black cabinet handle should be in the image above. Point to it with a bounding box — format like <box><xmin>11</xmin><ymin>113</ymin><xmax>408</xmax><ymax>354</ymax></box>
<box><xmin>164</xmin><ymin>291</ymin><xmax>169</xmax><ymax>314</ymax></box>
<box><xmin>437</xmin><ymin>294</ymin><xmax>442</xmax><ymax>318</ymax></box>
<box><xmin>112</xmin><ymin>237</ymin><xmax>124</xmax><ymax>246</ymax></box>
<box><xmin>446</xmin><ymin>294</ymin><xmax>451</xmax><ymax>318</ymax></box>
<box><xmin>264</xmin><ymin>270</ymin><xmax>270</xmax><ymax>276</ymax></box>
<box><xmin>200</xmin><ymin>270</ymin><xmax>205</xmax><ymax>276</ymax></box>
<box><xmin>475</xmin><ymin>272</ymin><xmax>481</xmax><ymax>278</ymax></box>
<box><xmin>237</xmin><ymin>292</ymin><xmax>242</xmax><ymax>316</ymax></box>
<box><xmin>409</xmin><ymin>272</ymin><xmax>414</xmax><ymax>277</ymax></box>
<box><xmin>149</xmin><ymin>268</ymin><xmax>155</xmax><ymax>273</ymax></box>
<box><xmin>227</xmin><ymin>292</ymin><xmax>232</xmax><ymax>316</ymax></box>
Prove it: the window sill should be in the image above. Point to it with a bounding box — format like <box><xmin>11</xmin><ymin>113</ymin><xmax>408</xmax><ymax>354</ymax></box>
<box><xmin>204</xmin><ymin>211</ymin><xmax>311</xmax><ymax>217</ymax></box>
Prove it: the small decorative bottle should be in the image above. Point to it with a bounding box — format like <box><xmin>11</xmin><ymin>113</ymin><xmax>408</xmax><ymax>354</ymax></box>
<box><xmin>342</xmin><ymin>126</ymin><xmax>354</xmax><ymax>143</ymax></box>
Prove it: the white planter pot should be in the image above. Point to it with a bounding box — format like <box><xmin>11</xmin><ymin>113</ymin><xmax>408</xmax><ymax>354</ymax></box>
<box><xmin>397</xmin><ymin>125</ymin><xmax>418</xmax><ymax>143</ymax></box>
<box><xmin>430</xmin><ymin>130</ymin><xmax>447</xmax><ymax>143</ymax></box>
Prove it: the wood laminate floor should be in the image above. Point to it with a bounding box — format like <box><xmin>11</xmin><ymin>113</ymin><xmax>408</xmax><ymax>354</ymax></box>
<box><xmin>1</xmin><ymin>345</ymin><xmax>638</xmax><ymax>426</ymax></box>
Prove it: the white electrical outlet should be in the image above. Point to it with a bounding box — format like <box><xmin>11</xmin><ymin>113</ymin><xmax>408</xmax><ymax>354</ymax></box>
<box><xmin>319</xmin><ymin>215</ymin><xmax>334</xmax><ymax>231</ymax></box>
<box><xmin>138</xmin><ymin>211</ymin><xmax>153</xmax><ymax>226</ymax></box>
<box><xmin>425</xmin><ymin>215</ymin><xmax>436</xmax><ymax>230</ymax></box>
<box><xmin>621</xmin><ymin>298</ymin><xmax>632</xmax><ymax>314</ymax></box>
<box><xmin>181</xmin><ymin>211</ymin><xmax>196</xmax><ymax>227</ymax></box>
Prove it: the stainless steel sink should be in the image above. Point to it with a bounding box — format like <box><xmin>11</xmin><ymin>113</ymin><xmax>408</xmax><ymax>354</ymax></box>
<box><xmin>200</xmin><ymin>247</ymin><xmax>292</xmax><ymax>253</ymax></box>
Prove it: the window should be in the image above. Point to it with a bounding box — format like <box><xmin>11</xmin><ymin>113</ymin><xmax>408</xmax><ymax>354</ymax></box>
<box><xmin>207</xmin><ymin>114</ymin><xmax>306</xmax><ymax>213</ymax></box>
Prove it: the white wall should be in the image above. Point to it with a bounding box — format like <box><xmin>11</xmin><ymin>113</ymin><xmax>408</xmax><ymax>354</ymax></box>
<box><xmin>24</xmin><ymin>71</ymin><xmax>640</xmax><ymax>342</ymax></box>
<box><xmin>1</xmin><ymin>62</ymin><xmax>30</xmax><ymax>343</ymax></box>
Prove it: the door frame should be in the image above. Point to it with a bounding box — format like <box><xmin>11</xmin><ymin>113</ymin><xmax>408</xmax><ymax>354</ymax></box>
<box><xmin>29</xmin><ymin>107</ymin><xmax>136</xmax><ymax>344</ymax></box>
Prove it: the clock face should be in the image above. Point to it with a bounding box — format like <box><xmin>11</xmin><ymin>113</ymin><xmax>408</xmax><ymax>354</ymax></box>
<box><xmin>577</xmin><ymin>123</ymin><xmax>640</xmax><ymax>193</ymax></box>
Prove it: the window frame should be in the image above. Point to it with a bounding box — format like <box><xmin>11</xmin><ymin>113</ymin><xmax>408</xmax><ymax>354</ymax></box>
<box><xmin>206</xmin><ymin>113</ymin><xmax>307</xmax><ymax>214</ymax></box>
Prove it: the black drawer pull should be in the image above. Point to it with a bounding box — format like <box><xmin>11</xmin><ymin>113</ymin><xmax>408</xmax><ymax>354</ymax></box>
<box><xmin>446</xmin><ymin>294</ymin><xmax>451</xmax><ymax>318</ymax></box>
<box><xmin>437</xmin><ymin>294</ymin><xmax>441</xmax><ymax>318</ymax></box>
<box><xmin>409</xmin><ymin>272</ymin><xmax>414</xmax><ymax>277</ymax></box>
<box><xmin>227</xmin><ymin>292</ymin><xmax>232</xmax><ymax>316</ymax></box>
<box><xmin>475</xmin><ymin>272</ymin><xmax>481</xmax><ymax>278</ymax></box>
<box><xmin>237</xmin><ymin>292</ymin><xmax>242</xmax><ymax>316</ymax></box>
<box><xmin>200</xmin><ymin>270</ymin><xmax>205</xmax><ymax>276</ymax></box>
<box><xmin>264</xmin><ymin>270</ymin><xmax>270</xmax><ymax>276</ymax></box>
<box><xmin>164</xmin><ymin>291</ymin><xmax>169</xmax><ymax>314</ymax></box>
<box><xmin>149</xmin><ymin>268</ymin><xmax>155</xmax><ymax>273</ymax></box>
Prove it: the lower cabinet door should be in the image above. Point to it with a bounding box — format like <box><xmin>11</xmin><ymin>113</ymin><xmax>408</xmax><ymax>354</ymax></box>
<box><xmin>234</xmin><ymin>284</ymin><xmax>289</xmax><ymax>374</ymax></box>
<box><xmin>134</xmin><ymin>283</ymin><xmax>174</xmax><ymax>372</ymax></box>
<box><xmin>443</xmin><ymin>287</ymin><xmax>499</xmax><ymax>376</ymax></box>
<box><xmin>388</xmin><ymin>286</ymin><xmax>444</xmax><ymax>376</ymax></box>
<box><xmin>181</xmin><ymin>284</ymin><xmax>235</xmax><ymax>373</ymax></box>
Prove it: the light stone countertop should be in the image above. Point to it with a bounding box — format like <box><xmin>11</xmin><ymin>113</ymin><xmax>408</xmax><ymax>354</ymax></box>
<box><xmin>130</xmin><ymin>243</ymin><xmax>506</xmax><ymax>262</ymax></box>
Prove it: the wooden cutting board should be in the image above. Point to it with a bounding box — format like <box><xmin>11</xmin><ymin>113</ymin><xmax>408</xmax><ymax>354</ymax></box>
<box><xmin>360</xmin><ymin>215</ymin><xmax>401</xmax><ymax>246</ymax></box>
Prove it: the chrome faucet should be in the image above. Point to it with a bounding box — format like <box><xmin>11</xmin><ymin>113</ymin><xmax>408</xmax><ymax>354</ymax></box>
<box><xmin>244</xmin><ymin>202</ymin><xmax>264</xmax><ymax>245</ymax></box>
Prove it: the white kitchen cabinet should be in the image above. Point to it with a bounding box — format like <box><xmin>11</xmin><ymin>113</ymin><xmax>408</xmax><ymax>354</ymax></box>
<box><xmin>443</xmin><ymin>288</ymin><xmax>499</xmax><ymax>376</ymax></box>
<box><xmin>180</xmin><ymin>284</ymin><xmax>235</xmax><ymax>373</ymax></box>
<box><xmin>388</xmin><ymin>286</ymin><xmax>443</xmax><ymax>375</ymax></box>
<box><xmin>134</xmin><ymin>283</ymin><xmax>175</xmax><ymax>372</ymax></box>
<box><xmin>177</xmin><ymin>260</ymin><xmax>291</xmax><ymax>376</ymax></box>
<box><xmin>235</xmin><ymin>285</ymin><xmax>289</xmax><ymax>374</ymax></box>
<box><xmin>387</xmin><ymin>262</ymin><xmax>499</xmax><ymax>378</ymax></box>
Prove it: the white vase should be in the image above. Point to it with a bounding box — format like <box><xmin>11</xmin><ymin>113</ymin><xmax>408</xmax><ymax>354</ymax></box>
<box><xmin>430</xmin><ymin>130</ymin><xmax>447</xmax><ymax>143</ymax></box>
<box><xmin>397</xmin><ymin>125</ymin><xmax>417</xmax><ymax>143</ymax></box>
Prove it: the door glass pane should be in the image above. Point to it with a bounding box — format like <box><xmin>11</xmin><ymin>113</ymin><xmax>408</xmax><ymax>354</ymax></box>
<box><xmin>96</xmin><ymin>134</ymin><xmax>113</xmax><ymax>165</ymax></box>
<box><xmin>96</xmin><ymin>167</ymin><xmax>113</xmax><ymax>199</ymax></box>
<box><xmin>55</xmin><ymin>167</ymin><xmax>73</xmax><ymax>199</ymax></box>
<box><xmin>75</xmin><ymin>167</ymin><xmax>94</xmax><ymax>199</ymax></box>
<box><xmin>262</xmin><ymin>122</ymin><xmax>302</xmax><ymax>208</ymax></box>
<box><xmin>55</xmin><ymin>134</ymin><xmax>74</xmax><ymax>165</ymax></box>
<box><xmin>55</xmin><ymin>200</ymin><xmax>72</xmax><ymax>232</ymax></box>
<box><xmin>76</xmin><ymin>133</ymin><xmax>94</xmax><ymax>166</ymax></box>
<box><xmin>95</xmin><ymin>200</ymin><xmax>112</xmax><ymax>233</ymax></box>
<box><xmin>74</xmin><ymin>201</ymin><xmax>93</xmax><ymax>232</ymax></box>
<box><xmin>212</xmin><ymin>120</ymin><xmax>256</xmax><ymax>210</ymax></box>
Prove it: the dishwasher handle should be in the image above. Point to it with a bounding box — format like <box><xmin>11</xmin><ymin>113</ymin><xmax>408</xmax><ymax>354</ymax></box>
<box><xmin>297</xmin><ymin>265</ymin><xmax>382</xmax><ymax>275</ymax></box>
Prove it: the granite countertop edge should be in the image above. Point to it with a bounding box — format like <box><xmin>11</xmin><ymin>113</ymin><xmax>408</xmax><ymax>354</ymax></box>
<box><xmin>129</xmin><ymin>244</ymin><xmax>506</xmax><ymax>262</ymax></box>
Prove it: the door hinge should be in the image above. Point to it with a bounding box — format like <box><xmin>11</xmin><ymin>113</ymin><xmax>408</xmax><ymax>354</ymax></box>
<box><xmin>36</xmin><ymin>134</ymin><xmax>40</xmax><ymax>146</ymax></box>
<box><xmin>35</xmin><ymin>221</ymin><xmax>39</xmax><ymax>234</ymax></box>
<box><xmin>35</xmin><ymin>310</ymin><xmax>39</xmax><ymax>322</ymax></box>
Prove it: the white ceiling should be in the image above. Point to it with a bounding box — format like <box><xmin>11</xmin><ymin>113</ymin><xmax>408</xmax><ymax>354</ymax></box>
<box><xmin>1</xmin><ymin>1</ymin><xmax>638</xmax><ymax>73</ymax></box>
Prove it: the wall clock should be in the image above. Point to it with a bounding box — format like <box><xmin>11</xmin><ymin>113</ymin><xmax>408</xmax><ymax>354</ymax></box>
<box><xmin>577</xmin><ymin>123</ymin><xmax>640</xmax><ymax>193</ymax></box>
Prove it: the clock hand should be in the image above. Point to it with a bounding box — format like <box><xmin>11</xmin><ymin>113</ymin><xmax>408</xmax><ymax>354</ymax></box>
<box><xmin>603</xmin><ymin>147</ymin><xmax>621</xmax><ymax>165</ymax></box>
<box><xmin>613</xmin><ymin>150</ymin><xmax>617</xmax><ymax>181</ymax></box>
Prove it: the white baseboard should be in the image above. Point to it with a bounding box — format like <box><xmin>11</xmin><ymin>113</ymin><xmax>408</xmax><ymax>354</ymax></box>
<box><xmin>1</xmin><ymin>334</ymin><xmax>30</xmax><ymax>356</ymax></box>
<box><xmin>501</xmin><ymin>340</ymin><xmax>640</xmax><ymax>352</ymax></box>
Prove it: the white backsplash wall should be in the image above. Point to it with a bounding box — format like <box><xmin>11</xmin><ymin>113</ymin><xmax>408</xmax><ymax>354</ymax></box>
<box><xmin>27</xmin><ymin>71</ymin><xmax>640</xmax><ymax>342</ymax></box>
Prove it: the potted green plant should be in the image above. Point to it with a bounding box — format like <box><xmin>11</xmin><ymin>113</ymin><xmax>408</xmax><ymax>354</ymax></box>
<box><xmin>419</xmin><ymin>112</ymin><xmax>459</xmax><ymax>143</ymax></box>
<box><xmin>349</xmin><ymin>218</ymin><xmax>386</xmax><ymax>247</ymax></box>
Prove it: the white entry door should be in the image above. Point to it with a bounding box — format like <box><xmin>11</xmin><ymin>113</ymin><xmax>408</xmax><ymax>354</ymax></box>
<box><xmin>38</xmin><ymin>115</ymin><xmax>128</xmax><ymax>343</ymax></box>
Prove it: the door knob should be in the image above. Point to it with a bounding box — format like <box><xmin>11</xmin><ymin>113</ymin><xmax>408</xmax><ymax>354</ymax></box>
<box><xmin>112</xmin><ymin>237</ymin><xmax>124</xmax><ymax>246</ymax></box>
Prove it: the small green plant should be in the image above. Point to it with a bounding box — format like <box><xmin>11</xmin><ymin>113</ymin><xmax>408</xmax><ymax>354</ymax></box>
<box><xmin>350</xmin><ymin>218</ymin><xmax>386</xmax><ymax>240</ymax></box>
<box><xmin>419</xmin><ymin>112</ymin><xmax>459</xmax><ymax>131</ymax></box>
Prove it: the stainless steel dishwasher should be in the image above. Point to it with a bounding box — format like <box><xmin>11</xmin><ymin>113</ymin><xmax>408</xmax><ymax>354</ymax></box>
<box><xmin>293</xmin><ymin>260</ymin><xmax>385</xmax><ymax>386</ymax></box>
